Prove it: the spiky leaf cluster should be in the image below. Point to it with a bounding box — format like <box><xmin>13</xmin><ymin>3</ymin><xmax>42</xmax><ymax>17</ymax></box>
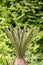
<box><xmin>5</xmin><ymin>26</ymin><xmax>39</xmax><ymax>57</ymax></box>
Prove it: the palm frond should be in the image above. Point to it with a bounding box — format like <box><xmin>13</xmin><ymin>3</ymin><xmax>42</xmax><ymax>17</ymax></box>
<box><xmin>21</xmin><ymin>27</ymin><xmax>40</xmax><ymax>56</ymax></box>
<box><xmin>21</xmin><ymin>28</ymin><xmax>34</xmax><ymax>56</ymax></box>
<box><xmin>5</xmin><ymin>27</ymin><xmax>20</xmax><ymax>57</ymax></box>
<box><xmin>19</xmin><ymin>26</ymin><xmax>26</xmax><ymax>57</ymax></box>
<box><xmin>5</xmin><ymin>27</ymin><xmax>15</xmax><ymax>45</ymax></box>
<box><xmin>17</xmin><ymin>27</ymin><xmax>21</xmax><ymax>41</ymax></box>
<box><xmin>20</xmin><ymin>26</ymin><xmax>26</xmax><ymax>48</ymax></box>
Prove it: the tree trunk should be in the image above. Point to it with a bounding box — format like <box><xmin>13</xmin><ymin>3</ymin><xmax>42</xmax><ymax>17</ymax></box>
<box><xmin>13</xmin><ymin>57</ymin><xmax>27</xmax><ymax>65</ymax></box>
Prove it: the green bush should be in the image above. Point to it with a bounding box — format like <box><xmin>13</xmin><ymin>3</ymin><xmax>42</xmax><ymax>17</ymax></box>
<box><xmin>0</xmin><ymin>0</ymin><xmax>43</xmax><ymax>65</ymax></box>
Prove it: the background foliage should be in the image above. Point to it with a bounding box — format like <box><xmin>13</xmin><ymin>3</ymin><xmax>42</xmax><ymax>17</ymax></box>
<box><xmin>0</xmin><ymin>0</ymin><xmax>43</xmax><ymax>65</ymax></box>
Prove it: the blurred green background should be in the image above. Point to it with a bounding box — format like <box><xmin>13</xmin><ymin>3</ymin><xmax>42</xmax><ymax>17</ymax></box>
<box><xmin>0</xmin><ymin>0</ymin><xmax>43</xmax><ymax>65</ymax></box>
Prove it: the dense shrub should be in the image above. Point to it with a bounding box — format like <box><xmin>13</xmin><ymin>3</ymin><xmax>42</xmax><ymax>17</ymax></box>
<box><xmin>0</xmin><ymin>0</ymin><xmax>43</xmax><ymax>65</ymax></box>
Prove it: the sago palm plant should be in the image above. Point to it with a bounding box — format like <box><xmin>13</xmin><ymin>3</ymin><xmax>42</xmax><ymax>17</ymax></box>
<box><xmin>5</xmin><ymin>26</ymin><xmax>39</xmax><ymax>65</ymax></box>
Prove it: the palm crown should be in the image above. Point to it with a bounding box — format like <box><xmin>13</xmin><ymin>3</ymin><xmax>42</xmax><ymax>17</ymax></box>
<box><xmin>5</xmin><ymin>26</ymin><xmax>39</xmax><ymax>58</ymax></box>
